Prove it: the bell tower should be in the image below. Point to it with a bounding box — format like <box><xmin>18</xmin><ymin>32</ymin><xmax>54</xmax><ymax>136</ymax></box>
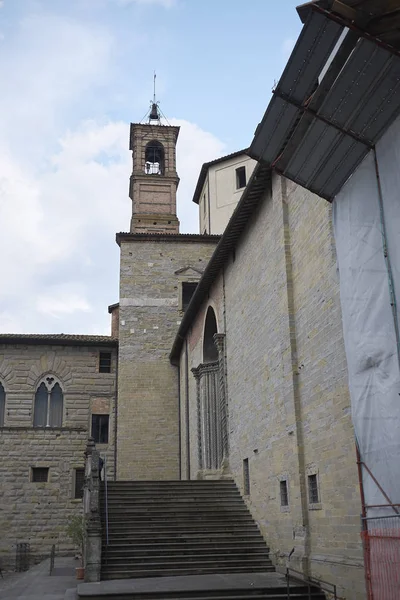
<box><xmin>128</xmin><ymin>95</ymin><xmax>180</xmax><ymax>234</ymax></box>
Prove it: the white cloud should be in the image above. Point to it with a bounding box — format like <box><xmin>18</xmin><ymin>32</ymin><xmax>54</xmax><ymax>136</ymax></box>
<box><xmin>0</xmin><ymin>6</ymin><xmax>225</xmax><ymax>334</ymax></box>
<box><xmin>0</xmin><ymin>117</ymin><xmax>224</xmax><ymax>333</ymax></box>
<box><xmin>0</xmin><ymin>14</ymin><xmax>113</xmax><ymax>156</ymax></box>
<box><xmin>170</xmin><ymin>119</ymin><xmax>226</xmax><ymax>233</ymax></box>
<box><xmin>37</xmin><ymin>287</ymin><xmax>92</xmax><ymax>318</ymax></box>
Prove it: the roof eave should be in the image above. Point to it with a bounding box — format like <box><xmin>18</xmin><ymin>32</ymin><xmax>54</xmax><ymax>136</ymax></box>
<box><xmin>170</xmin><ymin>162</ymin><xmax>271</xmax><ymax>364</ymax></box>
<box><xmin>0</xmin><ymin>336</ymin><xmax>118</xmax><ymax>348</ymax></box>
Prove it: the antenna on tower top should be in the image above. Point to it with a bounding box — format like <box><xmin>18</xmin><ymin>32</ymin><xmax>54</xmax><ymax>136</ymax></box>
<box><xmin>153</xmin><ymin>71</ymin><xmax>156</xmax><ymax>104</ymax></box>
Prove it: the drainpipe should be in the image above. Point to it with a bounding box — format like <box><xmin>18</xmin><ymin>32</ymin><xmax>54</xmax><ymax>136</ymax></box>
<box><xmin>185</xmin><ymin>338</ymin><xmax>191</xmax><ymax>479</ymax></box>
<box><xmin>113</xmin><ymin>346</ymin><xmax>118</xmax><ymax>481</ymax></box>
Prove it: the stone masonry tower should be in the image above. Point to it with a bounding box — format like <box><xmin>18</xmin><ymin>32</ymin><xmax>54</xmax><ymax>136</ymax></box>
<box><xmin>116</xmin><ymin>101</ymin><xmax>220</xmax><ymax>481</ymax></box>
<box><xmin>129</xmin><ymin>120</ymin><xmax>180</xmax><ymax>234</ymax></box>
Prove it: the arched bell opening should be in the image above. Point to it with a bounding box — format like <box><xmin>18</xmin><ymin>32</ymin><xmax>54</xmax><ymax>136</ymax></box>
<box><xmin>145</xmin><ymin>140</ymin><xmax>164</xmax><ymax>175</ymax></box>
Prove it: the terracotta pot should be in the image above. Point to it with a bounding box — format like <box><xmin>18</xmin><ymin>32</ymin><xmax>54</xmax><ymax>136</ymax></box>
<box><xmin>76</xmin><ymin>566</ymin><xmax>85</xmax><ymax>580</ymax></box>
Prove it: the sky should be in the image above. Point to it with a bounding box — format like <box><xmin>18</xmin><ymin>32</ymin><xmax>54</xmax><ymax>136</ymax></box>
<box><xmin>0</xmin><ymin>0</ymin><xmax>303</xmax><ymax>335</ymax></box>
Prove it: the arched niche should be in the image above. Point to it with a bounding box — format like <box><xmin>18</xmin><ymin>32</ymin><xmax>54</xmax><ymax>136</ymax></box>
<box><xmin>145</xmin><ymin>140</ymin><xmax>164</xmax><ymax>175</ymax></box>
<box><xmin>203</xmin><ymin>306</ymin><xmax>218</xmax><ymax>363</ymax></box>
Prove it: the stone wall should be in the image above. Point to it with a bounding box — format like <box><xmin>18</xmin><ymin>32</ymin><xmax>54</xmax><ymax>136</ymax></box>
<box><xmin>117</xmin><ymin>235</ymin><xmax>218</xmax><ymax>480</ymax></box>
<box><xmin>0</xmin><ymin>342</ymin><xmax>117</xmax><ymax>565</ymax></box>
<box><xmin>179</xmin><ymin>173</ymin><xmax>365</xmax><ymax>599</ymax></box>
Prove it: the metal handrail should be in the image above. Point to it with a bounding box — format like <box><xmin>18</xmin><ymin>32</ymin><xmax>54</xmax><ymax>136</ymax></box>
<box><xmin>285</xmin><ymin>568</ymin><xmax>337</xmax><ymax>599</ymax></box>
<box><xmin>103</xmin><ymin>454</ymin><xmax>109</xmax><ymax>546</ymax></box>
<box><xmin>49</xmin><ymin>544</ymin><xmax>55</xmax><ymax>575</ymax></box>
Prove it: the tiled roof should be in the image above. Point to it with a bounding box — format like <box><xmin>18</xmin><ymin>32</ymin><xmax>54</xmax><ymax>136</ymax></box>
<box><xmin>116</xmin><ymin>232</ymin><xmax>221</xmax><ymax>246</ymax></box>
<box><xmin>0</xmin><ymin>334</ymin><xmax>118</xmax><ymax>347</ymax></box>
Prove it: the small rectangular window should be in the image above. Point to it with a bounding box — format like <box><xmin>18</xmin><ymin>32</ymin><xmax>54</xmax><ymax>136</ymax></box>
<box><xmin>280</xmin><ymin>480</ymin><xmax>289</xmax><ymax>506</ymax></box>
<box><xmin>32</xmin><ymin>467</ymin><xmax>49</xmax><ymax>483</ymax></box>
<box><xmin>308</xmin><ymin>474</ymin><xmax>319</xmax><ymax>504</ymax></box>
<box><xmin>243</xmin><ymin>458</ymin><xmax>250</xmax><ymax>495</ymax></box>
<box><xmin>99</xmin><ymin>352</ymin><xmax>112</xmax><ymax>373</ymax></box>
<box><xmin>236</xmin><ymin>166</ymin><xmax>246</xmax><ymax>189</ymax></box>
<box><xmin>74</xmin><ymin>468</ymin><xmax>85</xmax><ymax>499</ymax></box>
<box><xmin>182</xmin><ymin>282</ymin><xmax>198</xmax><ymax>312</ymax></box>
<box><xmin>92</xmin><ymin>414</ymin><xmax>109</xmax><ymax>444</ymax></box>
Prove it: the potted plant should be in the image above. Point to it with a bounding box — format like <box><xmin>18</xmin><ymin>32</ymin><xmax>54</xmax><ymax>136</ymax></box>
<box><xmin>66</xmin><ymin>514</ymin><xmax>85</xmax><ymax>580</ymax></box>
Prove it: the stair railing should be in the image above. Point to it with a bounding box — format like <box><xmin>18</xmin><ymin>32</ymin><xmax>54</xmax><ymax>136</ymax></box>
<box><xmin>103</xmin><ymin>454</ymin><xmax>109</xmax><ymax>546</ymax></box>
<box><xmin>285</xmin><ymin>568</ymin><xmax>337</xmax><ymax>599</ymax></box>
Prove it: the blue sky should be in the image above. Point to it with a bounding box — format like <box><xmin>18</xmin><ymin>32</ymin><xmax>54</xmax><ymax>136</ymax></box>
<box><xmin>0</xmin><ymin>0</ymin><xmax>303</xmax><ymax>335</ymax></box>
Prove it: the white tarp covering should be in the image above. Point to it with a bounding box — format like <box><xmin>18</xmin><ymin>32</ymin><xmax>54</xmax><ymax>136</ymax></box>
<box><xmin>333</xmin><ymin>116</ymin><xmax>400</xmax><ymax>516</ymax></box>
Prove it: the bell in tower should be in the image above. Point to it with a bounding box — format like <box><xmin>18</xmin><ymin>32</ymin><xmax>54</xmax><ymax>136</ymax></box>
<box><xmin>128</xmin><ymin>77</ymin><xmax>180</xmax><ymax>234</ymax></box>
<box><xmin>149</xmin><ymin>102</ymin><xmax>160</xmax><ymax>123</ymax></box>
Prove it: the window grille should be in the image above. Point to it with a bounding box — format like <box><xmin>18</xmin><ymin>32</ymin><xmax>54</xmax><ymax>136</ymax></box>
<box><xmin>280</xmin><ymin>480</ymin><xmax>289</xmax><ymax>506</ymax></box>
<box><xmin>74</xmin><ymin>468</ymin><xmax>85</xmax><ymax>499</ymax></box>
<box><xmin>308</xmin><ymin>474</ymin><xmax>320</xmax><ymax>504</ymax></box>
<box><xmin>32</xmin><ymin>467</ymin><xmax>49</xmax><ymax>482</ymax></box>
<box><xmin>99</xmin><ymin>352</ymin><xmax>112</xmax><ymax>373</ymax></box>
<box><xmin>92</xmin><ymin>414</ymin><xmax>109</xmax><ymax>444</ymax></box>
<box><xmin>243</xmin><ymin>458</ymin><xmax>250</xmax><ymax>495</ymax></box>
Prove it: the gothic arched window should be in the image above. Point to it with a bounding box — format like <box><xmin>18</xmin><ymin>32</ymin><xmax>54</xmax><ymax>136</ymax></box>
<box><xmin>33</xmin><ymin>376</ymin><xmax>63</xmax><ymax>428</ymax></box>
<box><xmin>0</xmin><ymin>382</ymin><xmax>5</xmax><ymax>427</ymax></box>
<box><xmin>145</xmin><ymin>140</ymin><xmax>164</xmax><ymax>175</ymax></box>
<box><xmin>203</xmin><ymin>306</ymin><xmax>218</xmax><ymax>363</ymax></box>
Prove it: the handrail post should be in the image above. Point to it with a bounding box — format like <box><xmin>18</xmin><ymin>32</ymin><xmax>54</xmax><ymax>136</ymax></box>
<box><xmin>83</xmin><ymin>437</ymin><xmax>102</xmax><ymax>582</ymax></box>
<box><xmin>104</xmin><ymin>454</ymin><xmax>109</xmax><ymax>546</ymax></box>
<box><xmin>286</xmin><ymin>567</ymin><xmax>291</xmax><ymax>599</ymax></box>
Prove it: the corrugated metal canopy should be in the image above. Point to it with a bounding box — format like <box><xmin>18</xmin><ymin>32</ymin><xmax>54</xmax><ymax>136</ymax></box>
<box><xmin>249</xmin><ymin>6</ymin><xmax>400</xmax><ymax>201</ymax></box>
<box><xmin>298</xmin><ymin>1</ymin><xmax>400</xmax><ymax>51</ymax></box>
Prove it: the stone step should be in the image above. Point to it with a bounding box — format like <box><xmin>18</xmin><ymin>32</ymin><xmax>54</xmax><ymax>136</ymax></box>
<box><xmin>104</xmin><ymin>520</ymin><xmax>255</xmax><ymax>527</ymax></box>
<box><xmin>102</xmin><ymin>540</ymin><xmax>268</xmax><ymax>550</ymax></box>
<box><xmin>104</xmin><ymin>481</ymin><xmax>236</xmax><ymax>485</ymax></box>
<box><xmin>101</xmin><ymin>565</ymin><xmax>276</xmax><ymax>580</ymax></box>
<box><xmin>103</xmin><ymin>511</ymin><xmax>253</xmax><ymax>518</ymax></box>
<box><xmin>102</xmin><ymin>508</ymin><xmax>254</xmax><ymax>523</ymax></box>
<box><xmin>101</xmin><ymin>498</ymin><xmax>244</xmax><ymax>505</ymax></box>
<box><xmin>102</xmin><ymin>504</ymin><xmax>245</xmax><ymax>511</ymax></box>
<box><xmin>105</xmin><ymin>534</ymin><xmax>263</xmax><ymax>543</ymax></box>
<box><xmin>103</xmin><ymin>523</ymin><xmax>262</xmax><ymax>540</ymax></box>
<box><xmin>102</xmin><ymin>548</ymin><xmax>270</xmax><ymax>560</ymax></box>
<box><xmin>102</xmin><ymin>555</ymin><xmax>272</xmax><ymax>566</ymax></box>
<box><xmin>100</xmin><ymin>488</ymin><xmax>240</xmax><ymax>498</ymax></box>
<box><xmin>77</xmin><ymin>573</ymin><xmax>326</xmax><ymax>600</ymax></box>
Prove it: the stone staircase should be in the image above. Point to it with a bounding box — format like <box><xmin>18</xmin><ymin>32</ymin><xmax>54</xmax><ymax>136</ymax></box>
<box><xmin>100</xmin><ymin>480</ymin><xmax>274</xmax><ymax>580</ymax></box>
<box><xmin>95</xmin><ymin>480</ymin><xmax>326</xmax><ymax>599</ymax></box>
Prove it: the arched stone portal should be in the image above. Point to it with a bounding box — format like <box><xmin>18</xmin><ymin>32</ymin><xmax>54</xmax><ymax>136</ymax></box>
<box><xmin>192</xmin><ymin>307</ymin><xmax>228</xmax><ymax>475</ymax></box>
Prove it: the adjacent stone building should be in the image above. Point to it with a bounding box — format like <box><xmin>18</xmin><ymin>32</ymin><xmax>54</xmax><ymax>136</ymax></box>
<box><xmin>0</xmin><ymin>334</ymin><xmax>117</xmax><ymax>565</ymax></box>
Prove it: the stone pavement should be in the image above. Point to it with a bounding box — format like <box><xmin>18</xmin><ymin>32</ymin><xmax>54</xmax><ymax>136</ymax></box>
<box><xmin>0</xmin><ymin>556</ymin><xmax>78</xmax><ymax>600</ymax></box>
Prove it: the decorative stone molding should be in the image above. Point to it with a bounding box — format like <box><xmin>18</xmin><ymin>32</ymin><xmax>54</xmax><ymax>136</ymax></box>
<box><xmin>213</xmin><ymin>333</ymin><xmax>229</xmax><ymax>463</ymax></box>
<box><xmin>192</xmin><ymin>361</ymin><xmax>223</xmax><ymax>473</ymax></box>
